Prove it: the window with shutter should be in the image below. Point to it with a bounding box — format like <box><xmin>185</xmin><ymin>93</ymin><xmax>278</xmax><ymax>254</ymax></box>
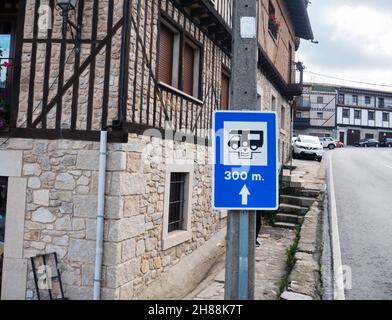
<box><xmin>158</xmin><ymin>24</ymin><xmax>174</xmax><ymax>86</ymax></box>
<box><xmin>183</xmin><ymin>43</ymin><xmax>195</xmax><ymax>96</ymax></box>
<box><xmin>221</xmin><ymin>72</ymin><xmax>230</xmax><ymax>110</ymax></box>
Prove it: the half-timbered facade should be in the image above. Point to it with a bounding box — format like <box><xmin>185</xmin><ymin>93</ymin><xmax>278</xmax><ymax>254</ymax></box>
<box><xmin>336</xmin><ymin>86</ymin><xmax>392</xmax><ymax>145</ymax></box>
<box><xmin>0</xmin><ymin>0</ymin><xmax>313</xmax><ymax>300</ymax></box>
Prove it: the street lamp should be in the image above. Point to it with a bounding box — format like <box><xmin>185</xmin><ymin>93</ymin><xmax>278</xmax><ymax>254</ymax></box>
<box><xmin>56</xmin><ymin>0</ymin><xmax>82</xmax><ymax>53</ymax></box>
<box><xmin>56</xmin><ymin>0</ymin><xmax>78</xmax><ymax>10</ymax></box>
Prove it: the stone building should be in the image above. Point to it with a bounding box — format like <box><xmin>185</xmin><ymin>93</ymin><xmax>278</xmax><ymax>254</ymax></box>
<box><xmin>0</xmin><ymin>0</ymin><xmax>313</xmax><ymax>299</ymax></box>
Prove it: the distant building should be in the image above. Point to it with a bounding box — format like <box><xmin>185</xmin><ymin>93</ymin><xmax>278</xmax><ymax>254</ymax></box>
<box><xmin>336</xmin><ymin>87</ymin><xmax>392</xmax><ymax>145</ymax></box>
<box><xmin>294</xmin><ymin>83</ymin><xmax>392</xmax><ymax>146</ymax></box>
<box><xmin>293</xmin><ymin>83</ymin><xmax>337</xmax><ymax>137</ymax></box>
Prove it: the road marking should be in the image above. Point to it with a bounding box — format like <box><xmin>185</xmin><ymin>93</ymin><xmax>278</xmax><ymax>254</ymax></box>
<box><xmin>384</xmin><ymin>164</ymin><xmax>392</xmax><ymax>170</ymax></box>
<box><xmin>328</xmin><ymin>154</ymin><xmax>346</xmax><ymax>300</ymax></box>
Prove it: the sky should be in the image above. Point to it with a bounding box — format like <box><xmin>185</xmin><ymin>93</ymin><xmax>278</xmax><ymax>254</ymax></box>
<box><xmin>297</xmin><ymin>0</ymin><xmax>392</xmax><ymax>92</ymax></box>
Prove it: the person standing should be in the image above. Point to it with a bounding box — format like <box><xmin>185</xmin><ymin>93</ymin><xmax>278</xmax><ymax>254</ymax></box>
<box><xmin>255</xmin><ymin>211</ymin><xmax>263</xmax><ymax>246</ymax></box>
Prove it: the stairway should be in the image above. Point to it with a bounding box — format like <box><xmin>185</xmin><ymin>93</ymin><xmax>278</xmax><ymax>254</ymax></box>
<box><xmin>273</xmin><ymin>180</ymin><xmax>320</xmax><ymax>230</ymax></box>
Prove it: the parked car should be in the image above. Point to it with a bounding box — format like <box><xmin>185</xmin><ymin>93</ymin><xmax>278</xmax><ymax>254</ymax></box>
<box><xmin>319</xmin><ymin>137</ymin><xmax>337</xmax><ymax>150</ymax></box>
<box><xmin>292</xmin><ymin>137</ymin><xmax>298</xmax><ymax>145</ymax></box>
<box><xmin>293</xmin><ymin>135</ymin><xmax>323</xmax><ymax>162</ymax></box>
<box><xmin>380</xmin><ymin>138</ymin><xmax>392</xmax><ymax>148</ymax></box>
<box><xmin>355</xmin><ymin>139</ymin><xmax>380</xmax><ymax>148</ymax></box>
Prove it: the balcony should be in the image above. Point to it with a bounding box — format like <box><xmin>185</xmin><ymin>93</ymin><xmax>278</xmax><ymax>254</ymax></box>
<box><xmin>293</xmin><ymin>117</ymin><xmax>311</xmax><ymax>129</ymax></box>
<box><xmin>174</xmin><ymin>0</ymin><xmax>232</xmax><ymax>53</ymax></box>
<box><xmin>296</xmin><ymin>97</ymin><xmax>311</xmax><ymax>111</ymax></box>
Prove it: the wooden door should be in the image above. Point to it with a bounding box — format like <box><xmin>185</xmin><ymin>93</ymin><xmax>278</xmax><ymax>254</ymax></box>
<box><xmin>339</xmin><ymin>132</ymin><xmax>345</xmax><ymax>143</ymax></box>
<box><xmin>347</xmin><ymin>129</ymin><xmax>360</xmax><ymax>146</ymax></box>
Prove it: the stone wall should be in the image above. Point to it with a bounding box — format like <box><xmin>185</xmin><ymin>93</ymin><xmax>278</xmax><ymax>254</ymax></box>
<box><xmin>257</xmin><ymin>71</ymin><xmax>292</xmax><ymax>165</ymax></box>
<box><xmin>0</xmin><ymin>134</ymin><xmax>222</xmax><ymax>300</ymax></box>
<box><xmin>258</xmin><ymin>0</ymin><xmax>297</xmax><ymax>84</ymax></box>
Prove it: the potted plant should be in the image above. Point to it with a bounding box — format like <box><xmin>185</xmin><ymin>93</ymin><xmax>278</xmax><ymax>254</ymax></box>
<box><xmin>268</xmin><ymin>13</ymin><xmax>280</xmax><ymax>38</ymax></box>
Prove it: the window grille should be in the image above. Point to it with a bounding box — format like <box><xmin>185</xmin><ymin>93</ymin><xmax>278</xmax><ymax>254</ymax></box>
<box><xmin>168</xmin><ymin>173</ymin><xmax>187</xmax><ymax>233</ymax></box>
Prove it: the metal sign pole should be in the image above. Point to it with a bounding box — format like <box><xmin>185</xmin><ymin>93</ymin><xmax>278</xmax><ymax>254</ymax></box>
<box><xmin>224</xmin><ymin>0</ymin><xmax>258</xmax><ymax>300</ymax></box>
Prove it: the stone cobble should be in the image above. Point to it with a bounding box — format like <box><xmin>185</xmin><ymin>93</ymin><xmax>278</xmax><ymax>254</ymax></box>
<box><xmin>192</xmin><ymin>226</ymin><xmax>296</xmax><ymax>300</ymax></box>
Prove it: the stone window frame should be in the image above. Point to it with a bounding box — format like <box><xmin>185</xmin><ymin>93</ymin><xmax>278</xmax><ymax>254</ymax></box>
<box><xmin>0</xmin><ymin>149</ymin><xmax>27</xmax><ymax>300</ymax></box>
<box><xmin>162</xmin><ymin>164</ymin><xmax>194</xmax><ymax>250</ymax></box>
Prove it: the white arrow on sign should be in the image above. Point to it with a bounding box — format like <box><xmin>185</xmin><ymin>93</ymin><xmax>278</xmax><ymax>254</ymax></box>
<box><xmin>239</xmin><ymin>185</ymin><xmax>251</xmax><ymax>205</ymax></box>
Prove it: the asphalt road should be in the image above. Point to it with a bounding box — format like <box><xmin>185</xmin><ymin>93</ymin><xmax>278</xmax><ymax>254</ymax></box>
<box><xmin>330</xmin><ymin>147</ymin><xmax>392</xmax><ymax>300</ymax></box>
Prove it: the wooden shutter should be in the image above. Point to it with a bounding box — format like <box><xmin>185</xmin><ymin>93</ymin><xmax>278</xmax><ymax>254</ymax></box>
<box><xmin>158</xmin><ymin>24</ymin><xmax>174</xmax><ymax>85</ymax></box>
<box><xmin>221</xmin><ymin>72</ymin><xmax>230</xmax><ymax>110</ymax></box>
<box><xmin>183</xmin><ymin>43</ymin><xmax>195</xmax><ymax>96</ymax></box>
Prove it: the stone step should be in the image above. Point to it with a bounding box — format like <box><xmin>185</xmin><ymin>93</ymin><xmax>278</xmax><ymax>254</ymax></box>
<box><xmin>282</xmin><ymin>187</ymin><xmax>320</xmax><ymax>198</ymax></box>
<box><xmin>279</xmin><ymin>203</ymin><xmax>308</xmax><ymax>216</ymax></box>
<box><xmin>273</xmin><ymin>222</ymin><xmax>298</xmax><ymax>229</ymax></box>
<box><xmin>275</xmin><ymin>213</ymin><xmax>300</xmax><ymax>224</ymax></box>
<box><xmin>280</xmin><ymin>195</ymin><xmax>316</xmax><ymax>208</ymax></box>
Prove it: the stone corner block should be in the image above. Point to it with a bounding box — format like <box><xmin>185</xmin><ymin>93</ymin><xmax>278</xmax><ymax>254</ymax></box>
<box><xmin>110</xmin><ymin>173</ymin><xmax>146</xmax><ymax>196</ymax></box>
<box><xmin>107</xmin><ymin>151</ymin><xmax>127</xmax><ymax>172</ymax></box>
<box><xmin>76</xmin><ymin>150</ymin><xmax>99</xmax><ymax>170</ymax></box>
<box><xmin>108</xmin><ymin>215</ymin><xmax>145</xmax><ymax>242</ymax></box>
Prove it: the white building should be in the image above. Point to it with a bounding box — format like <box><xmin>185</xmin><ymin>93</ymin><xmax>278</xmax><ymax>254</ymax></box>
<box><xmin>336</xmin><ymin>87</ymin><xmax>392</xmax><ymax>145</ymax></box>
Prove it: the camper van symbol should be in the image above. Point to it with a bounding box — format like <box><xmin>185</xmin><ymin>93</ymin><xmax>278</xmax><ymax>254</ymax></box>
<box><xmin>228</xmin><ymin>130</ymin><xmax>264</xmax><ymax>160</ymax></box>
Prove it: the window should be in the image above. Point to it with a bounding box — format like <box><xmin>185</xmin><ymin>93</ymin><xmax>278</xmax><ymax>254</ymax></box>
<box><xmin>338</xmin><ymin>94</ymin><xmax>345</xmax><ymax>104</ymax></box>
<box><xmin>354</xmin><ymin>110</ymin><xmax>361</xmax><ymax>119</ymax></box>
<box><xmin>365</xmin><ymin>96</ymin><xmax>371</xmax><ymax>105</ymax></box>
<box><xmin>158</xmin><ymin>21</ymin><xmax>201</xmax><ymax>98</ymax></box>
<box><xmin>379</xmin><ymin>98</ymin><xmax>385</xmax><ymax>108</ymax></box>
<box><xmin>352</xmin><ymin>95</ymin><xmax>358</xmax><ymax>105</ymax></box>
<box><xmin>162</xmin><ymin>165</ymin><xmax>193</xmax><ymax>250</ymax></box>
<box><xmin>271</xmin><ymin>95</ymin><xmax>277</xmax><ymax>111</ymax></box>
<box><xmin>280</xmin><ymin>106</ymin><xmax>285</xmax><ymax>130</ymax></box>
<box><xmin>182</xmin><ymin>41</ymin><xmax>200</xmax><ymax>97</ymax></box>
<box><xmin>0</xmin><ymin>16</ymin><xmax>17</xmax><ymax>130</ymax></box>
<box><xmin>383</xmin><ymin>112</ymin><xmax>389</xmax><ymax>122</ymax></box>
<box><xmin>343</xmin><ymin>108</ymin><xmax>350</xmax><ymax>118</ymax></box>
<box><xmin>296</xmin><ymin>112</ymin><xmax>302</xmax><ymax>118</ymax></box>
<box><xmin>220</xmin><ymin>69</ymin><xmax>230</xmax><ymax>110</ymax></box>
<box><xmin>365</xmin><ymin>133</ymin><xmax>374</xmax><ymax>139</ymax></box>
<box><xmin>158</xmin><ymin>23</ymin><xmax>177</xmax><ymax>86</ymax></box>
<box><xmin>317</xmin><ymin>96</ymin><xmax>324</xmax><ymax>104</ymax></box>
<box><xmin>268</xmin><ymin>1</ymin><xmax>278</xmax><ymax>39</ymax></box>
<box><xmin>368</xmin><ymin>111</ymin><xmax>375</xmax><ymax>121</ymax></box>
<box><xmin>168</xmin><ymin>173</ymin><xmax>186</xmax><ymax>232</ymax></box>
<box><xmin>317</xmin><ymin>112</ymin><xmax>323</xmax><ymax>119</ymax></box>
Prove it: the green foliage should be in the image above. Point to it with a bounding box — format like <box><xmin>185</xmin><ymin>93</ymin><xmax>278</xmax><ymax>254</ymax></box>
<box><xmin>278</xmin><ymin>228</ymin><xmax>301</xmax><ymax>297</ymax></box>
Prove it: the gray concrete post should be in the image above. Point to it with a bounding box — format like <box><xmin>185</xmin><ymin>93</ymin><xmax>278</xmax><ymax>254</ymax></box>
<box><xmin>224</xmin><ymin>0</ymin><xmax>259</xmax><ymax>300</ymax></box>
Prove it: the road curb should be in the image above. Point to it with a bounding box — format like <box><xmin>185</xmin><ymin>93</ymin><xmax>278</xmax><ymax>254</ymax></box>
<box><xmin>327</xmin><ymin>155</ymin><xmax>346</xmax><ymax>300</ymax></box>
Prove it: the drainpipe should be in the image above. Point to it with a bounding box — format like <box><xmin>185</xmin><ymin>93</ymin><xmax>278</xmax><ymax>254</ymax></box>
<box><xmin>93</xmin><ymin>130</ymin><xmax>108</xmax><ymax>300</ymax></box>
<box><xmin>92</xmin><ymin>0</ymin><xmax>130</xmax><ymax>300</ymax></box>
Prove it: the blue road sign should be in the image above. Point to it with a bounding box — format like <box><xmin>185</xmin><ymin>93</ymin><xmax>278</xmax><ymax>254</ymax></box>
<box><xmin>213</xmin><ymin>111</ymin><xmax>278</xmax><ymax>210</ymax></box>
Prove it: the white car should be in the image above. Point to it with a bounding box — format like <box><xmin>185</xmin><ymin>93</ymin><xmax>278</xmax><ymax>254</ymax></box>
<box><xmin>319</xmin><ymin>137</ymin><xmax>337</xmax><ymax>150</ymax></box>
<box><xmin>293</xmin><ymin>135</ymin><xmax>324</xmax><ymax>162</ymax></box>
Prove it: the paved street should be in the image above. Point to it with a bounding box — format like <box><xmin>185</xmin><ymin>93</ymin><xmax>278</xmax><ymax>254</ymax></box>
<box><xmin>330</xmin><ymin>148</ymin><xmax>392</xmax><ymax>300</ymax></box>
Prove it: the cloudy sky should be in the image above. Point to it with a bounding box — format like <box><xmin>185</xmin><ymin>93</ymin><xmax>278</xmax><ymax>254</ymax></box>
<box><xmin>297</xmin><ymin>0</ymin><xmax>392</xmax><ymax>91</ymax></box>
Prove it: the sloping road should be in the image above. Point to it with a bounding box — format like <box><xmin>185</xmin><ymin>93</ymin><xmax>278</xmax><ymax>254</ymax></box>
<box><xmin>330</xmin><ymin>148</ymin><xmax>392</xmax><ymax>300</ymax></box>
